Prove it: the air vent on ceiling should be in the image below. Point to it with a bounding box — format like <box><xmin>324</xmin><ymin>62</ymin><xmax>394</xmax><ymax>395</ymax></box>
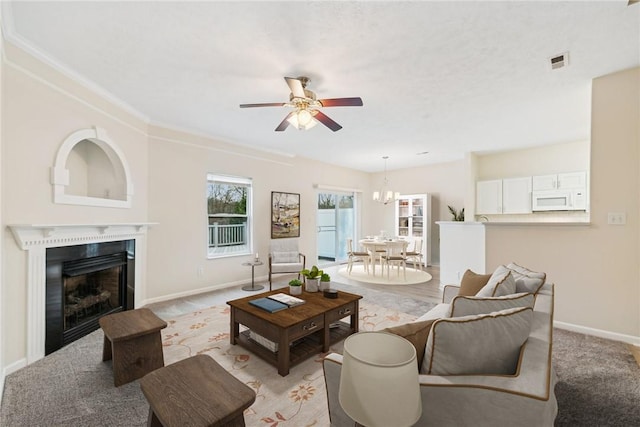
<box><xmin>549</xmin><ymin>52</ymin><xmax>569</xmax><ymax>70</ymax></box>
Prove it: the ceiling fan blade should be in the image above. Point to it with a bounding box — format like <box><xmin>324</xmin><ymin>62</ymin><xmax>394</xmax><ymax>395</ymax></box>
<box><xmin>285</xmin><ymin>77</ymin><xmax>306</xmax><ymax>98</ymax></box>
<box><xmin>313</xmin><ymin>110</ymin><xmax>343</xmax><ymax>132</ymax></box>
<box><xmin>239</xmin><ymin>102</ymin><xmax>286</xmax><ymax>108</ymax></box>
<box><xmin>318</xmin><ymin>97</ymin><xmax>363</xmax><ymax>107</ymax></box>
<box><xmin>275</xmin><ymin>112</ymin><xmax>295</xmax><ymax>131</ymax></box>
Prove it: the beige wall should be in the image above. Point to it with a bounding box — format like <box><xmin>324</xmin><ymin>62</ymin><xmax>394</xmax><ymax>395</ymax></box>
<box><xmin>474</xmin><ymin>140</ymin><xmax>591</xmax><ymax>223</ymax></box>
<box><xmin>1</xmin><ymin>42</ymin><xmax>150</xmax><ymax>366</ymax></box>
<box><xmin>0</xmin><ymin>7</ymin><xmax>4</xmax><ymax>386</ymax></box>
<box><xmin>1</xmin><ymin>35</ymin><xmax>637</xmax><ymax>380</ymax></box>
<box><xmin>145</xmin><ymin>126</ymin><xmax>370</xmax><ymax>300</ymax></box>
<box><xmin>0</xmin><ymin>39</ymin><xmax>372</xmax><ymax>368</ymax></box>
<box><xmin>476</xmin><ymin>139</ymin><xmax>590</xmax><ymax>180</ymax></box>
<box><xmin>485</xmin><ymin>67</ymin><xmax>640</xmax><ymax>339</ymax></box>
<box><xmin>368</xmin><ymin>160</ymin><xmax>467</xmax><ymax>265</ymax></box>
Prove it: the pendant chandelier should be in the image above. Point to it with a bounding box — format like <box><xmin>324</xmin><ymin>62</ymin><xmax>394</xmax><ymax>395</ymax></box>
<box><xmin>372</xmin><ymin>156</ymin><xmax>400</xmax><ymax>205</ymax></box>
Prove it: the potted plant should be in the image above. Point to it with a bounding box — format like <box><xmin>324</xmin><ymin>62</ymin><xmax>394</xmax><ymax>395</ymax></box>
<box><xmin>288</xmin><ymin>279</ymin><xmax>303</xmax><ymax>295</ymax></box>
<box><xmin>300</xmin><ymin>265</ymin><xmax>322</xmax><ymax>292</ymax></box>
<box><xmin>447</xmin><ymin>205</ymin><xmax>465</xmax><ymax>221</ymax></box>
<box><xmin>320</xmin><ymin>272</ymin><xmax>331</xmax><ymax>291</ymax></box>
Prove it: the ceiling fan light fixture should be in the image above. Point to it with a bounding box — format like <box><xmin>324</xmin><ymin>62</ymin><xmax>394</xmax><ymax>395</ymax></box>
<box><xmin>240</xmin><ymin>76</ymin><xmax>362</xmax><ymax>132</ymax></box>
<box><xmin>287</xmin><ymin>108</ymin><xmax>318</xmax><ymax>130</ymax></box>
<box><xmin>298</xmin><ymin>109</ymin><xmax>313</xmax><ymax>126</ymax></box>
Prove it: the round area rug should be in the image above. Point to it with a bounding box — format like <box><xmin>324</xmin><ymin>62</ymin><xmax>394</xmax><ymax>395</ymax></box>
<box><xmin>338</xmin><ymin>264</ymin><xmax>432</xmax><ymax>285</ymax></box>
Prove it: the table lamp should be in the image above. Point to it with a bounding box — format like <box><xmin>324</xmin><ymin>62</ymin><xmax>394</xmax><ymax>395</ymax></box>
<box><xmin>338</xmin><ymin>331</ymin><xmax>422</xmax><ymax>427</ymax></box>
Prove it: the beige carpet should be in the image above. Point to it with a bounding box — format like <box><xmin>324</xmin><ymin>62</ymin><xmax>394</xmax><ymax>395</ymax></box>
<box><xmin>162</xmin><ymin>301</ymin><xmax>416</xmax><ymax>427</ymax></box>
<box><xmin>338</xmin><ymin>264</ymin><xmax>432</xmax><ymax>285</ymax></box>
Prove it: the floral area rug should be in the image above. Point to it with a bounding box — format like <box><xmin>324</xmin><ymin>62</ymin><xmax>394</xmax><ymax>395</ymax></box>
<box><xmin>161</xmin><ymin>301</ymin><xmax>416</xmax><ymax>427</ymax></box>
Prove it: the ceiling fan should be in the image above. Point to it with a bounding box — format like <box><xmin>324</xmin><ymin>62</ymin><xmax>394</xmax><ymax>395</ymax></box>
<box><xmin>239</xmin><ymin>76</ymin><xmax>363</xmax><ymax>132</ymax></box>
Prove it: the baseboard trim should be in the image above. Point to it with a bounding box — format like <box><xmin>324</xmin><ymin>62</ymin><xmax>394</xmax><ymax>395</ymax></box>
<box><xmin>1</xmin><ymin>357</ymin><xmax>28</xmax><ymax>401</ymax></box>
<box><xmin>554</xmin><ymin>320</ymin><xmax>640</xmax><ymax>346</ymax></box>
<box><xmin>140</xmin><ymin>274</ymin><xmax>271</xmax><ymax>306</ymax></box>
<box><xmin>3</xmin><ymin>358</ymin><xmax>27</xmax><ymax>377</ymax></box>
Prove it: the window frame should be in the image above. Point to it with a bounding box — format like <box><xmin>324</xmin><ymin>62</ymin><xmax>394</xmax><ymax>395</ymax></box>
<box><xmin>206</xmin><ymin>173</ymin><xmax>253</xmax><ymax>259</ymax></box>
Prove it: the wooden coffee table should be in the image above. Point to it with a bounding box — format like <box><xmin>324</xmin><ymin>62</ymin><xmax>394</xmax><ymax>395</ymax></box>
<box><xmin>227</xmin><ymin>289</ymin><xmax>362</xmax><ymax>376</ymax></box>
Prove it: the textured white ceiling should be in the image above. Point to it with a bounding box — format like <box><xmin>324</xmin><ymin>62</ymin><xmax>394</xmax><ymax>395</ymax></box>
<box><xmin>4</xmin><ymin>1</ymin><xmax>640</xmax><ymax>172</ymax></box>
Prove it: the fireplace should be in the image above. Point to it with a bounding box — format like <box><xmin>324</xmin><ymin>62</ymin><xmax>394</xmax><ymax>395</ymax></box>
<box><xmin>9</xmin><ymin>223</ymin><xmax>152</xmax><ymax>364</ymax></box>
<box><xmin>45</xmin><ymin>240</ymin><xmax>135</xmax><ymax>355</ymax></box>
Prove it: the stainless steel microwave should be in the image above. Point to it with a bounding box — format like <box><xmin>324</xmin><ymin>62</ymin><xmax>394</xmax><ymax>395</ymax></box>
<box><xmin>532</xmin><ymin>190</ymin><xmax>587</xmax><ymax>211</ymax></box>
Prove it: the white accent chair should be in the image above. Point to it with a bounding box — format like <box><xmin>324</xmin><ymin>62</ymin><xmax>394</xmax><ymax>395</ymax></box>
<box><xmin>405</xmin><ymin>237</ymin><xmax>424</xmax><ymax>271</ymax></box>
<box><xmin>268</xmin><ymin>239</ymin><xmax>305</xmax><ymax>291</ymax></box>
<box><xmin>380</xmin><ymin>240</ymin><xmax>408</xmax><ymax>280</ymax></box>
<box><xmin>346</xmin><ymin>238</ymin><xmax>370</xmax><ymax>274</ymax></box>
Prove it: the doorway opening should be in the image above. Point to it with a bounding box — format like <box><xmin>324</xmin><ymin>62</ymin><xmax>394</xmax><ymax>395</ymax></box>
<box><xmin>317</xmin><ymin>191</ymin><xmax>356</xmax><ymax>268</ymax></box>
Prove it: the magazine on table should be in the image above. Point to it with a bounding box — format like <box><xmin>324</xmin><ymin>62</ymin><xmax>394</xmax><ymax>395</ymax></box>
<box><xmin>267</xmin><ymin>293</ymin><xmax>306</xmax><ymax>307</ymax></box>
<box><xmin>249</xmin><ymin>297</ymin><xmax>289</xmax><ymax>313</ymax></box>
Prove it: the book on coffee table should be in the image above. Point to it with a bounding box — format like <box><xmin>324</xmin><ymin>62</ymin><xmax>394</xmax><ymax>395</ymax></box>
<box><xmin>249</xmin><ymin>297</ymin><xmax>288</xmax><ymax>313</ymax></box>
<box><xmin>267</xmin><ymin>293</ymin><xmax>306</xmax><ymax>307</ymax></box>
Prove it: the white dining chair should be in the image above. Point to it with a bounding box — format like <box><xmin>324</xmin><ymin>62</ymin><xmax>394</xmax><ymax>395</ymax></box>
<box><xmin>405</xmin><ymin>237</ymin><xmax>423</xmax><ymax>271</ymax></box>
<box><xmin>347</xmin><ymin>238</ymin><xmax>370</xmax><ymax>274</ymax></box>
<box><xmin>380</xmin><ymin>241</ymin><xmax>407</xmax><ymax>280</ymax></box>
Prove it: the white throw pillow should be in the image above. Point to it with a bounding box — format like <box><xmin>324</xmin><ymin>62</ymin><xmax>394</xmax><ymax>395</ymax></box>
<box><xmin>421</xmin><ymin>306</ymin><xmax>533</xmax><ymax>375</ymax></box>
<box><xmin>506</xmin><ymin>262</ymin><xmax>546</xmax><ymax>294</ymax></box>
<box><xmin>272</xmin><ymin>251</ymin><xmax>299</xmax><ymax>263</ymax></box>
<box><xmin>475</xmin><ymin>265</ymin><xmax>516</xmax><ymax>297</ymax></box>
<box><xmin>449</xmin><ymin>292</ymin><xmax>535</xmax><ymax>317</ymax></box>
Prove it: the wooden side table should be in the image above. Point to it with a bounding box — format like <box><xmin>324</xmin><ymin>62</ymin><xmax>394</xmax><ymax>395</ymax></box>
<box><xmin>140</xmin><ymin>354</ymin><xmax>256</xmax><ymax>427</ymax></box>
<box><xmin>99</xmin><ymin>308</ymin><xmax>167</xmax><ymax>387</ymax></box>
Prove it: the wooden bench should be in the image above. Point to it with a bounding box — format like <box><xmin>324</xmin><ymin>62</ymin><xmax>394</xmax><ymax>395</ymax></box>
<box><xmin>99</xmin><ymin>308</ymin><xmax>167</xmax><ymax>387</ymax></box>
<box><xmin>140</xmin><ymin>354</ymin><xmax>256</xmax><ymax>427</ymax></box>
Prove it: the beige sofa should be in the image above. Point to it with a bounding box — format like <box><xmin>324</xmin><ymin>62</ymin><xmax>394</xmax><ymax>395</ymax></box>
<box><xmin>323</xmin><ymin>282</ymin><xmax>557</xmax><ymax>426</ymax></box>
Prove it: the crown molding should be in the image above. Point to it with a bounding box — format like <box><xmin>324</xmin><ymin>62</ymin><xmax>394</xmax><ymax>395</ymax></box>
<box><xmin>0</xmin><ymin>3</ymin><xmax>300</xmax><ymax>164</ymax></box>
<box><xmin>0</xmin><ymin>2</ymin><xmax>149</xmax><ymax>124</ymax></box>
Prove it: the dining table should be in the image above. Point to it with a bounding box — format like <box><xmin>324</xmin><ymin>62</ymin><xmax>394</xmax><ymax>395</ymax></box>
<box><xmin>358</xmin><ymin>238</ymin><xmax>409</xmax><ymax>276</ymax></box>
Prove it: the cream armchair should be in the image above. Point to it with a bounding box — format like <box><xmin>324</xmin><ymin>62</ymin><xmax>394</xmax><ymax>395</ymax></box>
<box><xmin>268</xmin><ymin>239</ymin><xmax>306</xmax><ymax>290</ymax></box>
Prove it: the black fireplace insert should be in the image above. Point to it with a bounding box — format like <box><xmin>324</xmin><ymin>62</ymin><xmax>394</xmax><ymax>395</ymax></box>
<box><xmin>45</xmin><ymin>240</ymin><xmax>135</xmax><ymax>355</ymax></box>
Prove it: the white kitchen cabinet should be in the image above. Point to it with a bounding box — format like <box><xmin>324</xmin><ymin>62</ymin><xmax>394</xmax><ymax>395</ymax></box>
<box><xmin>533</xmin><ymin>171</ymin><xmax>587</xmax><ymax>191</ymax></box>
<box><xmin>502</xmin><ymin>177</ymin><xmax>532</xmax><ymax>214</ymax></box>
<box><xmin>558</xmin><ymin>172</ymin><xmax>587</xmax><ymax>189</ymax></box>
<box><xmin>476</xmin><ymin>180</ymin><xmax>502</xmax><ymax>214</ymax></box>
<box><xmin>532</xmin><ymin>174</ymin><xmax>557</xmax><ymax>191</ymax></box>
<box><xmin>395</xmin><ymin>194</ymin><xmax>431</xmax><ymax>266</ymax></box>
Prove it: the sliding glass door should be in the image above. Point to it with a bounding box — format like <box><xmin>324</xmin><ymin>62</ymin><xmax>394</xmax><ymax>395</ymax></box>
<box><xmin>317</xmin><ymin>191</ymin><xmax>356</xmax><ymax>267</ymax></box>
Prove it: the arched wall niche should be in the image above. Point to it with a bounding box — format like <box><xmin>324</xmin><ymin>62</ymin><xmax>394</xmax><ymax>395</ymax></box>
<box><xmin>50</xmin><ymin>127</ymin><xmax>134</xmax><ymax>208</ymax></box>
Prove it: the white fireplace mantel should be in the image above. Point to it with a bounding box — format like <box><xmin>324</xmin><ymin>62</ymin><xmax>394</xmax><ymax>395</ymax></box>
<box><xmin>8</xmin><ymin>222</ymin><xmax>156</xmax><ymax>364</ymax></box>
<box><xmin>9</xmin><ymin>223</ymin><xmax>156</xmax><ymax>250</ymax></box>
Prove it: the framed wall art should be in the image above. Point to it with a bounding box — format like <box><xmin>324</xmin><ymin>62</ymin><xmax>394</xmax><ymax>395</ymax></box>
<box><xmin>271</xmin><ymin>191</ymin><xmax>300</xmax><ymax>239</ymax></box>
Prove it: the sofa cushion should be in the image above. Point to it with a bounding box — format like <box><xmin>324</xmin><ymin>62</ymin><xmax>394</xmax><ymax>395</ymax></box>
<box><xmin>458</xmin><ymin>269</ymin><xmax>492</xmax><ymax>296</ymax></box>
<box><xmin>271</xmin><ymin>251</ymin><xmax>299</xmax><ymax>263</ymax></box>
<box><xmin>506</xmin><ymin>262</ymin><xmax>546</xmax><ymax>294</ymax></box>
<box><xmin>475</xmin><ymin>265</ymin><xmax>516</xmax><ymax>297</ymax></box>
<box><xmin>416</xmin><ymin>303</ymin><xmax>450</xmax><ymax>322</ymax></box>
<box><xmin>421</xmin><ymin>306</ymin><xmax>533</xmax><ymax>375</ymax></box>
<box><xmin>449</xmin><ymin>292</ymin><xmax>535</xmax><ymax>317</ymax></box>
<box><xmin>382</xmin><ymin>319</ymin><xmax>436</xmax><ymax>371</ymax></box>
